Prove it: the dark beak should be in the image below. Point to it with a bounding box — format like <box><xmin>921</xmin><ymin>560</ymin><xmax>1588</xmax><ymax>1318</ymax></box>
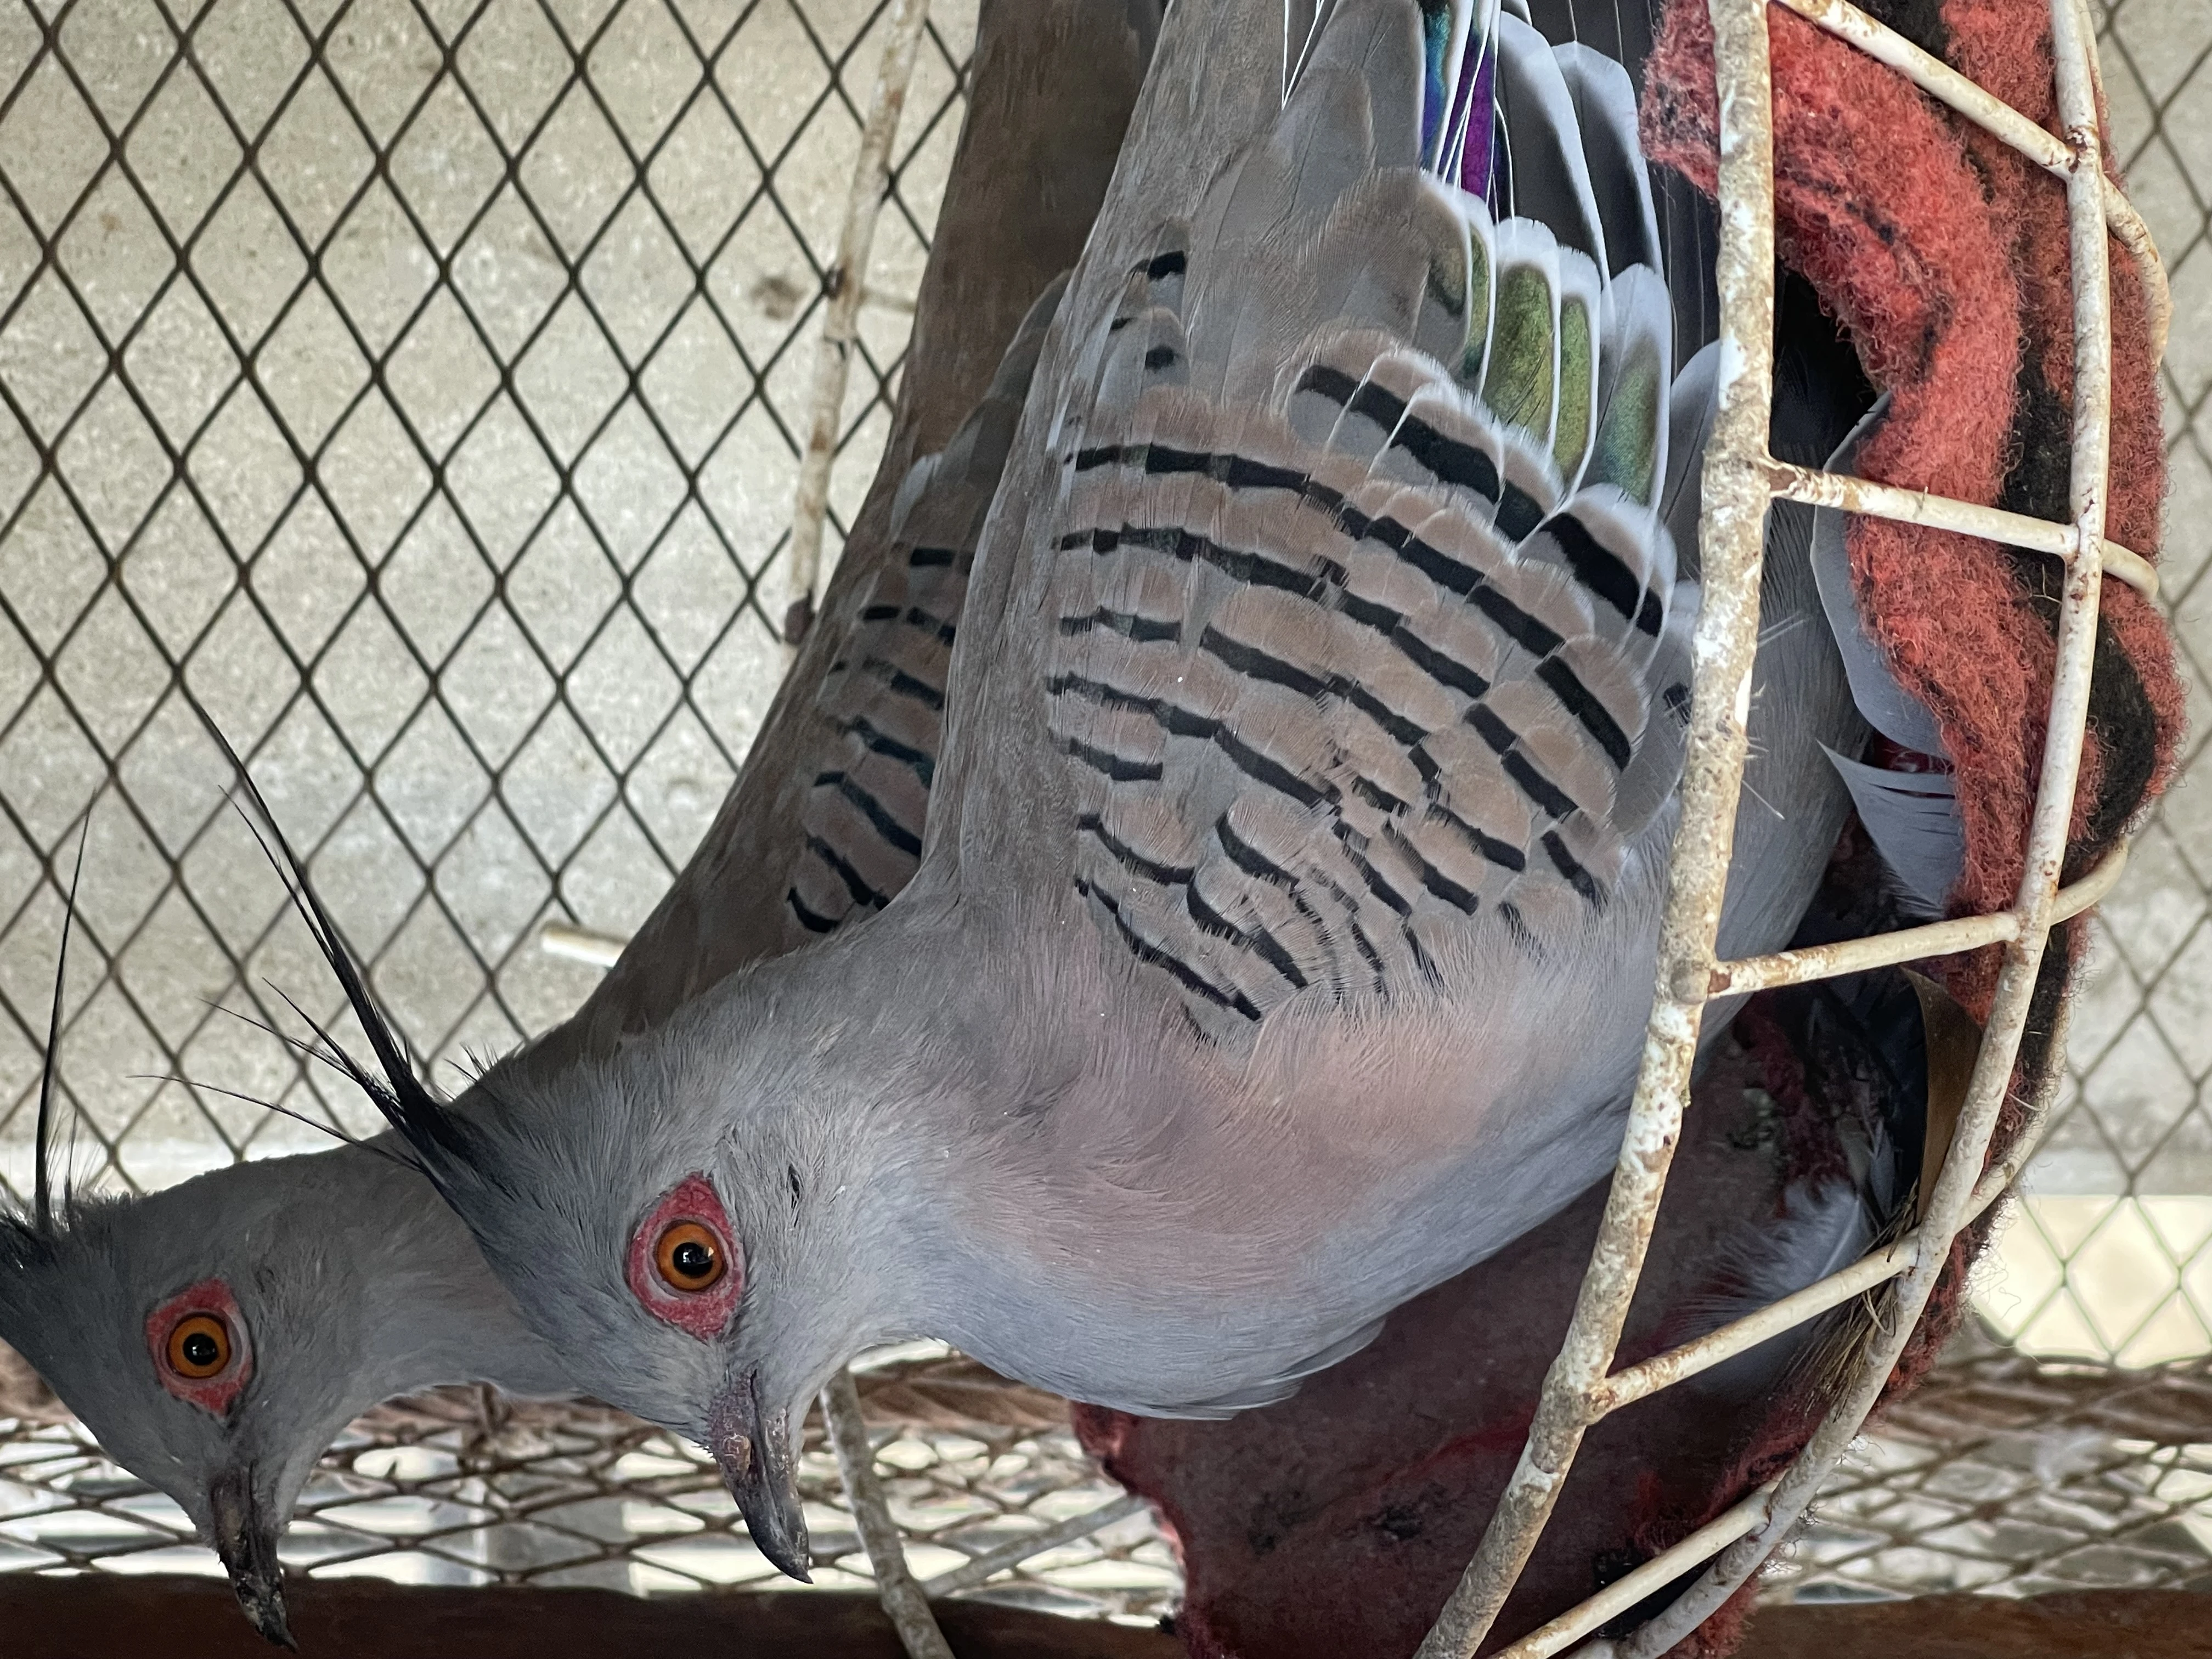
<box><xmin>709</xmin><ymin>1370</ymin><xmax>811</xmax><ymax>1582</ymax></box>
<box><xmin>209</xmin><ymin>1465</ymin><xmax>295</xmax><ymax>1649</ymax></box>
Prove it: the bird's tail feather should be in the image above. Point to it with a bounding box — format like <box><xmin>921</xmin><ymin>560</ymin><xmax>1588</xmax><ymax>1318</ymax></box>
<box><xmin>1808</xmin><ymin>396</ymin><xmax>1970</xmax><ymax>917</ymax></box>
<box><xmin>1683</xmin><ymin>965</ymin><xmax>1961</xmax><ymax>1404</ymax></box>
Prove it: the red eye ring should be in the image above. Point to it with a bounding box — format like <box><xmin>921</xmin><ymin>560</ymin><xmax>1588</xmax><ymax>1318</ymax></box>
<box><xmin>146</xmin><ymin>1279</ymin><xmax>253</xmax><ymax>1416</ymax></box>
<box><xmin>628</xmin><ymin>1175</ymin><xmax>743</xmax><ymax>1341</ymax></box>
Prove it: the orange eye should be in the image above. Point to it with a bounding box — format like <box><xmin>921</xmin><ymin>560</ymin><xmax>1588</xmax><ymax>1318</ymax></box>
<box><xmin>165</xmin><ymin>1313</ymin><xmax>232</xmax><ymax>1380</ymax></box>
<box><xmin>653</xmin><ymin>1221</ymin><xmax>725</xmax><ymax>1292</ymax></box>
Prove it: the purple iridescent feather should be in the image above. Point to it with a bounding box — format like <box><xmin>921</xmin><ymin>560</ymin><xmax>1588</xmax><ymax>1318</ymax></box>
<box><xmin>1457</xmin><ymin>42</ymin><xmax>1496</xmax><ymax>197</ymax></box>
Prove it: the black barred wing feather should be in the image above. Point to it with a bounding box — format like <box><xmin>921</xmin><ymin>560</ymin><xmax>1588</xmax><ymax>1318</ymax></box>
<box><xmin>785</xmin><ymin>280</ymin><xmax>1067</xmax><ymax>944</ymax></box>
<box><xmin>786</xmin><ymin>541</ymin><xmax>955</xmax><ymax>940</ymax></box>
<box><xmin>1040</xmin><ymin>0</ymin><xmax>1701</xmax><ymax>1040</ymax></box>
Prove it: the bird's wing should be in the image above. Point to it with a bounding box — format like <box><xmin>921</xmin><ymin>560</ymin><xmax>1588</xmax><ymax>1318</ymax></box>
<box><xmin>557</xmin><ymin>286</ymin><xmax>1066</xmax><ymax>1059</ymax></box>
<box><xmin>785</xmin><ymin>278</ymin><xmax>1069</xmax><ymax>940</ymax></box>
<box><xmin>543</xmin><ymin>0</ymin><xmax>1156</xmax><ymax>1063</ymax></box>
<box><xmin>993</xmin><ymin>0</ymin><xmax>1708</xmax><ymax>1040</ymax></box>
<box><xmin>1807</xmin><ymin>396</ymin><xmax>1968</xmax><ymax>917</ymax></box>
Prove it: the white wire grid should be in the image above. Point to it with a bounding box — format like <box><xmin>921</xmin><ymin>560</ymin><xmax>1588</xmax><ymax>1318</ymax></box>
<box><xmin>0</xmin><ymin>1352</ymin><xmax>1180</xmax><ymax>1620</ymax></box>
<box><xmin>0</xmin><ymin>0</ymin><xmax>978</xmax><ymax>1198</ymax></box>
<box><xmin>0</xmin><ymin>0</ymin><xmax>2205</xmax><ymax>1639</ymax></box>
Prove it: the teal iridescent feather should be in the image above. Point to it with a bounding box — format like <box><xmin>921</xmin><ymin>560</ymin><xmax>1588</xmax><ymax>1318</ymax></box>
<box><xmin>1420</xmin><ymin>1</ymin><xmax>1454</xmax><ymax>165</ymax></box>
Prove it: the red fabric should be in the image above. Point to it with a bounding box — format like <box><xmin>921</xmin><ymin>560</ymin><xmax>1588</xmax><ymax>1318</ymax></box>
<box><xmin>1941</xmin><ymin>0</ymin><xmax>2185</xmax><ymax>839</ymax></box>
<box><xmin>1646</xmin><ymin>0</ymin><xmax>2179</xmax><ymax>1019</ymax></box>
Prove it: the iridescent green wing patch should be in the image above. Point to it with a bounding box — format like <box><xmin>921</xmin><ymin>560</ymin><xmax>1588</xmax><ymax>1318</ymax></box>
<box><xmin>1480</xmin><ymin>221</ymin><xmax>1560</xmax><ymax>455</ymax></box>
<box><xmin>1551</xmin><ymin>247</ymin><xmax>1601</xmax><ymax>487</ymax></box>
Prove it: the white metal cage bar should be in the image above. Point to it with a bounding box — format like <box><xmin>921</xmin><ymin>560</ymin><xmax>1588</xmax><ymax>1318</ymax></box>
<box><xmin>1412</xmin><ymin>0</ymin><xmax>2158</xmax><ymax>1652</ymax></box>
<box><xmin>1708</xmin><ymin>836</ymin><xmax>2130</xmax><ymax>998</ymax></box>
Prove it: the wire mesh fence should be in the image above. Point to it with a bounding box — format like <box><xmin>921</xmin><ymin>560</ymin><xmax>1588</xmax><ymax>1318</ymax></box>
<box><xmin>0</xmin><ymin>0</ymin><xmax>2207</xmax><ymax>1630</ymax></box>
<box><xmin>1961</xmin><ymin>0</ymin><xmax>2212</xmax><ymax>1370</ymax></box>
<box><xmin>0</xmin><ymin>1348</ymin><xmax>1182</xmax><ymax>1618</ymax></box>
<box><xmin>0</xmin><ymin>0</ymin><xmax>975</xmax><ymax>1200</ymax></box>
<box><xmin>1774</xmin><ymin>1346</ymin><xmax>2212</xmax><ymax>1602</ymax></box>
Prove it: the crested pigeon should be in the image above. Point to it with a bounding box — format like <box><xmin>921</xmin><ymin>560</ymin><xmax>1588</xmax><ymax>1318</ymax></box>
<box><xmin>329</xmin><ymin>0</ymin><xmax>1892</xmax><ymax>1582</ymax></box>
<box><xmin>0</xmin><ymin>0</ymin><xmax>1156</xmax><ymax>1634</ymax></box>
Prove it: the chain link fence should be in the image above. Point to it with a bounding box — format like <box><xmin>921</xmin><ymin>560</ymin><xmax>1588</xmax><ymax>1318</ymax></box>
<box><xmin>1955</xmin><ymin>0</ymin><xmax>2212</xmax><ymax>1371</ymax></box>
<box><xmin>1778</xmin><ymin>1344</ymin><xmax>2212</xmax><ymax>1601</ymax></box>
<box><xmin>0</xmin><ymin>0</ymin><xmax>2208</xmax><ymax>1628</ymax></box>
<box><xmin>0</xmin><ymin>1350</ymin><xmax>1181</xmax><ymax>1617</ymax></box>
<box><xmin>0</xmin><ymin>0</ymin><xmax>974</xmax><ymax>1198</ymax></box>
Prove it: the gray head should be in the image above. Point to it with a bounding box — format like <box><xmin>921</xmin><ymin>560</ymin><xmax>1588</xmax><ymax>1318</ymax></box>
<box><xmin>362</xmin><ymin>958</ymin><xmax>915</xmax><ymax>1584</ymax></box>
<box><xmin>0</xmin><ymin>801</ymin><xmax>569</xmax><ymax>1644</ymax></box>
<box><xmin>7</xmin><ymin>827</ymin><xmax>318</xmax><ymax>1642</ymax></box>
<box><xmin>0</xmin><ymin>819</ymin><xmax>307</xmax><ymax>1644</ymax></box>
<box><xmin>0</xmin><ymin>1144</ymin><xmax>482</xmax><ymax>1649</ymax></box>
<box><xmin>229</xmin><ymin>761</ymin><xmax>909</xmax><ymax>1584</ymax></box>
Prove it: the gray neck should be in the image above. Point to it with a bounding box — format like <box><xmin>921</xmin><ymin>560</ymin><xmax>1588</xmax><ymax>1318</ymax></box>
<box><xmin>238</xmin><ymin>1142</ymin><xmax>574</xmax><ymax>1410</ymax></box>
<box><xmin>351</xmin><ymin>1149</ymin><xmax>575</xmax><ymax>1404</ymax></box>
<box><xmin>738</xmin><ymin>901</ymin><xmax>1375</xmax><ymax>1409</ymax></box>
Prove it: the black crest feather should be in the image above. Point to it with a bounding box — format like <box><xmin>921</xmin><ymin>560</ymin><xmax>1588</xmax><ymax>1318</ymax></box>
<box><xmin>189</xmin><ymin>708</ymin><xmax>472</xmax><ymax>1175</ymax></box>
<box><xmin>31</xmin><ymin>817</ymin><xmax>89</xmax><ymax>1237</ymax></box>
